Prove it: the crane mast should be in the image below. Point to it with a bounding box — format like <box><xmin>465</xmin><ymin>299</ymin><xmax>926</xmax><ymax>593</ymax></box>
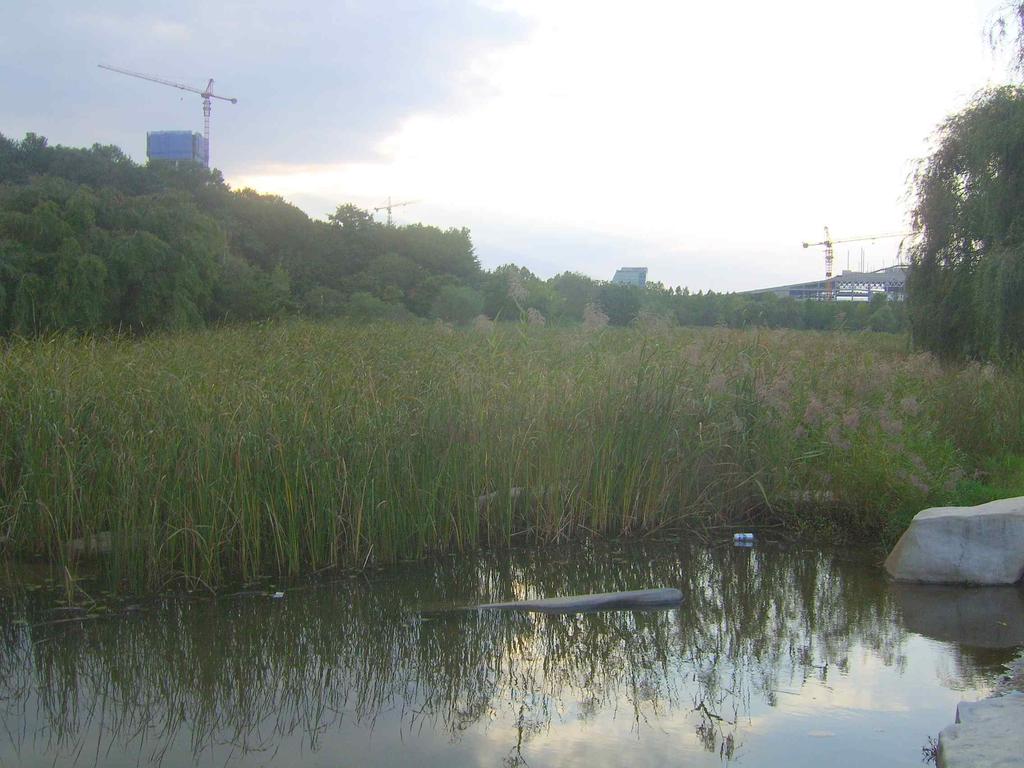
<box><xmin>802</xmin><ymin>227</ymin><xmax>914</xmax><ymax>299</ymax></box>
<box><xmin>373</xmin><ymin>197</ymin><xmax>417</xmax><ymax>227</ymax></box>
<box><xmin>98</xmin><ymin>64</ymin><xmax>237</xmax><ymax>167</ymax></box>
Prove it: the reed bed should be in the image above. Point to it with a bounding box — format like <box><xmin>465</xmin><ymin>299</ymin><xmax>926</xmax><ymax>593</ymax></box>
<box><xmin>1</xmin><ymin>320</ymin><xmax>1022</xmax><ymax>590</ymax></box>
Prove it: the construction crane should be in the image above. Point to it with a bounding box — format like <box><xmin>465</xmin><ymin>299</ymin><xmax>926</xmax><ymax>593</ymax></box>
<box><xmin>373</xmin><ymin>197</ymin><xmax>417</xmax><ymax>227</ymax></box>
<box><xmin>98</xmin><ymin>63</ymin><xmax>237</xmax><ymax>168</ymax></box>
<box><xmin>802</xmin><ymin>227</ymin><xmax>914</xmax><ymax>298</ymax></box>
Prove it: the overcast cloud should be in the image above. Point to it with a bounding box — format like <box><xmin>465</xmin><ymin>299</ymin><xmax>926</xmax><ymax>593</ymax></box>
<box><xmin>1</xmin><ymin>1</ymin><xmax>526</xmax><ymax>166</ymax></box>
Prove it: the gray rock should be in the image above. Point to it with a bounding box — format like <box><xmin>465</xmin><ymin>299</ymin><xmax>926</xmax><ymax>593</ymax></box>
<box><xmin>938</xmin><ymin>691</ymin><xmax>1024</xmax><ymax>768</ymax></box>
<box><xmin>891</xmin><ymin>583</ymin><xmax>1024</xmax><ymax>647</ymax></box>
<box><xmin>885</xmin><ymin>497</ymin><xmax>1024</xmax><ymax>585</ymax></box>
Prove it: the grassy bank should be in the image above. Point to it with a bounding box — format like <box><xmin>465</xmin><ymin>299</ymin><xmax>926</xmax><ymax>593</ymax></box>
<box><xmin>2</xmin><ymin>321</ymin><xmax>1023</xmax><ymax>590</ymax></box>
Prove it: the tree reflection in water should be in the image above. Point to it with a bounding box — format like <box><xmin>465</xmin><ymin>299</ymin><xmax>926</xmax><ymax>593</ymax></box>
<box><xmin>0</xmin><ymin>542</ymin><xmax>1016</xmax><ymax>766</ymax></box>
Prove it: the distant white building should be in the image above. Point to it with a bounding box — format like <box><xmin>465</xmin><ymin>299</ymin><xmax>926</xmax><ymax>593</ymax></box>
<box><xmin>612</xmin><ymin>267</ymin><xmax>648</xmax><ymax>287</ymax></box>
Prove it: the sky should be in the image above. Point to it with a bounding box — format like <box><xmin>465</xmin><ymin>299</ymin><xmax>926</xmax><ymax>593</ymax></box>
<box><xmin>1</xmin><ymin>1</ymin><xmax>1018</xmax><ymax>291</ymax></box>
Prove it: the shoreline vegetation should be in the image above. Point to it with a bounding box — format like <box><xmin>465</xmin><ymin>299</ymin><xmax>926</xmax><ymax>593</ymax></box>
<box><xmin>2</xmin><ymin>321</ymin><xmax>1022</xmax><ymax>592</ymax></box>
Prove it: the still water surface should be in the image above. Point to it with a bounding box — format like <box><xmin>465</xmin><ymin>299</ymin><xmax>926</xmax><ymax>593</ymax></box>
<box><xmin>2</xmin><ymin>541</ymin><xmax>1022</xmax><ymax>767</ymax></box>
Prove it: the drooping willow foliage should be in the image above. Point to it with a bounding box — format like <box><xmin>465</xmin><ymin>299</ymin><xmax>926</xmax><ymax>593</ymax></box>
<box><xmin>907</xmin><ymin>85</ymin><xmax>1024</xmax><ymax>361</ymax></box>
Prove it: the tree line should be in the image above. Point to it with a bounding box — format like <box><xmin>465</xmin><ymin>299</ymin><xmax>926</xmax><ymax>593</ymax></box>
<box><xmin>0</xmin><ymin>131</ymin><xmax>905</xmax><ymax>335</ymax></box>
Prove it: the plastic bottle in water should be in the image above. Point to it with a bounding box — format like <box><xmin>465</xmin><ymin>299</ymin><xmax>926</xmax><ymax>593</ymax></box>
<box><xmin>733</xmin><ymin>532</ymin><xmax>755</xmax><ymax>546</ymax></box>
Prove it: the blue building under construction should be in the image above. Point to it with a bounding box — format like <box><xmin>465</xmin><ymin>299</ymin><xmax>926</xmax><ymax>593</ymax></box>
<box><xmin>146</xmin><ymin>131</ymin><xmax>208</xmax><ymax>167</ymax></box>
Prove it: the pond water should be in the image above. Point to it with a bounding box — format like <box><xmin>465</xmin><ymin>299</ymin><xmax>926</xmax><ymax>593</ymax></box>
<box><xmin>1</xmin><ymin>541</ymin><xmax>1022</xmax><ymax>767</ymax></box>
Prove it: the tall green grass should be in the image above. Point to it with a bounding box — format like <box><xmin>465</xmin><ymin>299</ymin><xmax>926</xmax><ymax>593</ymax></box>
<box><xmin>2</xmin><ymin>321</ymin><xmax>1023</xmax><ymax>590</ymax></box>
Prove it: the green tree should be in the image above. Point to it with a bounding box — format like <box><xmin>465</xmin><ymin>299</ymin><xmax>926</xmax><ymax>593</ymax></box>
<box><xmin>907</xmin><ymin>86</ymin><xmax>1024</xmax><ymax>360</ymax></box>
<box><xmin>328</xmin><ymin>203</ymin><xmax>375</xmax><ymax>231</ymax></box>
<box><xmin>432</xmin><ymin>284</ymin><xmax>484</xmax><ymax>325</ymax></box>
<box><xmin>213</xmin><ymin>256</ymin><xmax>287</xmax><ymax>320</ymax></box>
<box><xmin>548</xmin><ymin>271</ymin><xmax>599</xmax><ymax>323</ymax></box>
<box><xmin>597</xmin><ymin>283</ymin><xmax>641</xmax><ymax>326</ymax></box>
<box><xmin>12</xmin><ymin>273</ymin><xmax>43</xmax><ymax>334</ymax></box>
<box><xmin>302</xmin><ymin>285</ymin><xmax>346</xmax><ymax>318</ymax></box>
<box><xmin>346</xmin><ymin>291</ymin><xmax>413</xmax><ymax>322</ymax></box>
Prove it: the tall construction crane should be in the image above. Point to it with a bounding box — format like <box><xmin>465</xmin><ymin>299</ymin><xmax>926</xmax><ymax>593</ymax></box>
<box><xmin>373</xmin><ymin>197</ymin><xmax>417</xmax><ymax>227</ymax></box>
<box><xmin>98</xmin><ymin>64</ymin><xmax>237</xmax><ymax>167</ymax></box>
<box><xmin>802</xmin><ymin>227</ymin><xmax>913</xmax><ymax>298</ymax></box>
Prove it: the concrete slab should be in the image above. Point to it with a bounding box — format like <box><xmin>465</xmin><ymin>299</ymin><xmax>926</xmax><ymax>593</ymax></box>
<box><xmin>938</xmin><ymin>691</ymin><xmax>1024</xmax><ymax>768</ymax></box>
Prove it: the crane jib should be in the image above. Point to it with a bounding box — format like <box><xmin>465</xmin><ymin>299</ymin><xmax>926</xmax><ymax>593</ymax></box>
<box><xmin>98</xmin><ymin>63</ymin><xmax>237</xmax><ymax>168</ymax></box>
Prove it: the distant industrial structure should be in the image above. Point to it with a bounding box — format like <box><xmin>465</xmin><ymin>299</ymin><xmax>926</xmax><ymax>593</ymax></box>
<box><xmin>99</xmin><ymin>64</ymin><xmax>237</xmax><ymax>168</ymax></box>
<box><xmin>146</xmin><ymin>131</ymin><xmax>208</xmax><ymax>166</ymax></box>
<box><xmin>800</xmin><ymin>226</ymin><xmax>914</xmax><ymax>299</ymax></box>
<box><xmin>612</xmin><ymin>267</ymin><xmax>648</xmax><ymax>287</ymax></box>
<box><xmin>743</xmin><ymin>264</ymin><xmax>908</xmax><ymax>301</ymax></box>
